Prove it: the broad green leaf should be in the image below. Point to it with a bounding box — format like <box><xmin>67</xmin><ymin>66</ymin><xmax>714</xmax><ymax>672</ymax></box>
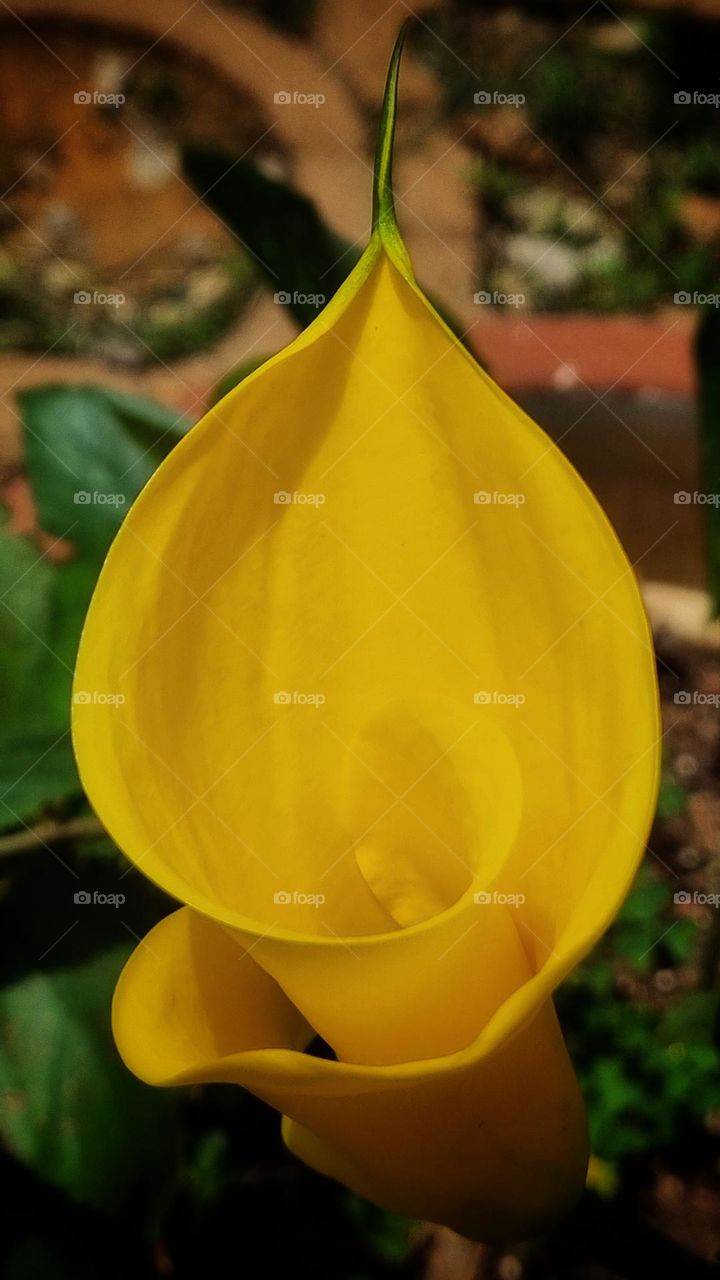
<box><xmin>19</xmin><ymin>385</ymin><xmax>189</xmax><ymax>560</ymax></box>
<box><xmin>182</xmin><ymin>145</ymin><xmax>359</xmax><ymax>327</ymax></box>
<box><xmin>0</xmin><ymin>859</ymin><xmax>179</xmax><ymax>1212</ymax></box>
<box><xmin>0</xmin><ymin>385</ymin><xmax>191</xmax><ymax>828</ymax></box>
<box><xmin>0</xmin><ymin>531</ymin><xmax>93</xmax><ymax>828</ymax></box>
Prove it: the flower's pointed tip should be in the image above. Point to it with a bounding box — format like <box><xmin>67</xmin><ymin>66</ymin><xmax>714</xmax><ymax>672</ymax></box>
<box><xmin>371</xmin><ymin>18</ymin><xmax>416</xmax><ymax>277</ymax></box>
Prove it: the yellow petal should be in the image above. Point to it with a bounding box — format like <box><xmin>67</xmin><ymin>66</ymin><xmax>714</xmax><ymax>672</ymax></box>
<box><xmin>113</xmin><ymin>906</ymin><xmax>588</xmax><ymax>1241</ymax></box>
<box><xmin>73</xmin><ymin>233</ymin><xmax>658</xmax><ymax>1041</ymax></box>
<box><xmin>74</xmin><ymin>24</ymin><xmax>659</xmax><ymax>1239</ymax></box>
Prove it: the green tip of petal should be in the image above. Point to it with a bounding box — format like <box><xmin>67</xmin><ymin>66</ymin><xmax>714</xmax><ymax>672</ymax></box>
<box><xmin>371</xmin><ymin>20</ymin><xmax>415</xmax><ymax>278</ymax></box>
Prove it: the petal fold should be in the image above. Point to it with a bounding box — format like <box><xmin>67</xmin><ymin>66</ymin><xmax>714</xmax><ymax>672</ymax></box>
<box><xmin>114</xmin><ymin>907</ymin><xmax>588</xmax><ymax>1241</ymax></box>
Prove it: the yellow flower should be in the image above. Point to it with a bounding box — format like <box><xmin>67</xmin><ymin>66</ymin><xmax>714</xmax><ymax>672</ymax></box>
<box><xmin>72</xmin><ymin>27</ymin><xmax>659</xmax><ymax>1241</ymax></box>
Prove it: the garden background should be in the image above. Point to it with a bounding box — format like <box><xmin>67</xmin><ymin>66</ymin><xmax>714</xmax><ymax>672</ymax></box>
<box><xmin>1</xmin><ymin>1</ymin><xmax>720</xmax><ymax>1276</ymax></box>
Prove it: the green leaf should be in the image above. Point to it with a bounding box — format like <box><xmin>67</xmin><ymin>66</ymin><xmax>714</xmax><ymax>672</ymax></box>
<box><xmin>657</xmin><ymin>771</ymin><xmax>687</xmax><ymax>820</ymax></box>
<box><xmin>19</xmin><ymin>385</ymin><xmax>189</xmax><ymax>560</ymax></box>
<box><xmin>0</xmin><ymin>531</ymin><xmax>94</xmax><ymax>829</ymax></box>
<box><xmin>183</xmin><ymin>122</ymin><xmax>475</xmax><ymax>352</ymax></box>
<box><xmin>182</xmin><ymin>146</ymin><xmax>359</xmax><ymax>328</ymax></box>
<box><xmin>0</xmin><ymin>945</ymin><xmax>179</xmax><ymax>1211</ymax></box>
<box><xmin>663</xmin><ymin>917</ymin><xmax>698</xmax><ymax>966</ymax></box>
<box><xmin>0</xmin><ymin>385</ymin><xmax>192</xmax><ymax>828</ymax></box>
<box><xmin>657</xmin><ymin>990</ymin><xmax>720</xmax><ymax>1046</ymax></box>
<box><xmin>0</xmin><ymin>858</ymin><xmax>180</xmax><ymax>1212</ymax></box>
<box><xmin>609</xmin><ymin>865</ymin><xmax>675</xmax><ymax>971</ymax></box>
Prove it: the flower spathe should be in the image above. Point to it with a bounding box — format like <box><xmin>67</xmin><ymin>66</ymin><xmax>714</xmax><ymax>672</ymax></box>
<box><xmin>72</xmin><ymin>26</ymin><xmax>660</xmax><ymax>1241</ymax></box>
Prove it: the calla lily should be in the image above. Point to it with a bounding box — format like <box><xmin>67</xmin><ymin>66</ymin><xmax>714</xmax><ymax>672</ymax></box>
<box><xmin>72</xmin><ymin>26</ymin><xmax>660</xmax><ymax>1242</ymax></box>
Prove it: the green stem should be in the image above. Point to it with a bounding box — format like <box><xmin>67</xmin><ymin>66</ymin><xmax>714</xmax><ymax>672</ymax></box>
<box><xmin>371</xmin><ymin>19</ymin><xmax>413</xmax><ymax>236</ymax></box>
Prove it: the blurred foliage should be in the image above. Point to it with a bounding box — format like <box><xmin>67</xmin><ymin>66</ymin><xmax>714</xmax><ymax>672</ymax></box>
<box><xmin>0</xmin><ymin>522</ymin><xmax>90</xmax><ymax>827</ymax></box>
<box><xmin>657</xmin><ymin>770</ymin><xmax>688</xmax><ymax>822</ymax></box>
<box><xmin>0</xmin><ymin>859</ymin><xmax>180</xmax><ymax>1212</ymax></box>
<box><xmin>20</xmin><ymin>386</ymin><xmax>189</xmax><ymax>561</ymax></box>
<box><xmin>0</xmin><ymin>388</ymin><xmax>189</xmax><ymax>830</ymax></box>
<box><xmin>558</xmin><ymin>864</ymin><xmax>720</xmax><ymax>1166</ymax></box>
<box><xmin>418</xmin><ymin>3</ymin><xmax>720</xmax><ymax>313</ymax></box>
<box><xmin>0</xmin><ymin>252</ymin><xmax>256</xmax><ymax>365</ymax></box>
